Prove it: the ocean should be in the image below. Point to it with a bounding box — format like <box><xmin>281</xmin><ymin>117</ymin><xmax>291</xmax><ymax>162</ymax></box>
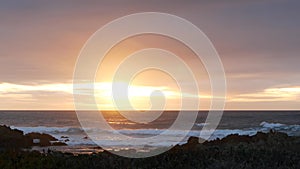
<box><xmin>1</xmin><ymin>111</ymin><xmax>300</xmax><ymax>154</ymax></box>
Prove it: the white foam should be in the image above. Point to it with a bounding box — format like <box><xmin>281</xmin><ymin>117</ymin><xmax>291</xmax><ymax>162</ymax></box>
<box><xmin>195</xmin><ymin>123</ymin><xmax>209</xmax><ymax>127</ymax></box>
<box><xmin>259</xmin><ymin>121</ymin><xmax>300</xmax><ymax>133</ymax></box>
<box><xmin>10</xmin><ymin>122</ymin><xmax>300</xmax><ymax>148</ymax></box>
<box><xmin>260</xmin><ymin>121</ymin><xmax>285</xmax><ymax>128</ymax></box>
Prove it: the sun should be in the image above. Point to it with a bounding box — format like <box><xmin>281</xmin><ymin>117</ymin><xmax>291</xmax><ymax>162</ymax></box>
<box><xmin>93</xmin><ymin>81</ymin><xmax>180</xmax><ymax>110</ymax></box>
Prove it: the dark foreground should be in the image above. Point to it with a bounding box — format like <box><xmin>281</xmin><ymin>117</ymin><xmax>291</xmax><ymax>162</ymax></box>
<box><xmin>1</xmin><ymin>126</ymin><xmax>300</xmax><ymax>169</ymax></box>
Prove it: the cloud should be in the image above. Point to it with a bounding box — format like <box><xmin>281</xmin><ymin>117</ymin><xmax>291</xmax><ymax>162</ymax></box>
<box><xmin>230</xmin><ymin>86</ymin><xmax>300</xmax><ymax>102</ymax></box>
<box><xmin>0</xmin><ymin>82</ymin><xmax>206</xmax><ymax>110</ymax></box>
<box><xmin>1</xmin><ymin>0</ymin><xmax>300</xmax><ymax>110</ymax></box>
<box><xmin>0</xmin><ymin>82</ymin><xmax>73</xmax><ymax>94</ymax></box>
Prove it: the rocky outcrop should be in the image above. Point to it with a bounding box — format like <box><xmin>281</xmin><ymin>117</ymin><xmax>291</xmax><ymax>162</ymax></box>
<box><xmin>0</xmin><ymin>128</ymin><xmax>300</xmax><ymax>169</ymax></box>
<box><xmin>25</xmin><ymin>132</ymin><xmax>66</xmax><ymax>146</ymax></box>
<box><xmin>0</xmin><ymin>125</ymin><xmax>31</xmax><ymax>150</ymax></box>
<box><xmin>0</xmin><ymin>125</ymin><xmax>66</xmax><ymax>150</ymax></box>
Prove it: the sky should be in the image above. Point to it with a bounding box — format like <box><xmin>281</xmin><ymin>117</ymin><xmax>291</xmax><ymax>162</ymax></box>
<box><xmin>0</xmin><ymin>0</ymin><xmax>300</xmax><ymax>110</ymax></box>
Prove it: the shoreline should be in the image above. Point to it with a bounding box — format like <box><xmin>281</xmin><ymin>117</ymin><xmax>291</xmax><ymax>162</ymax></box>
<box><xmin>1</xmin><ymin>125</ymin><xmax>300</xmax><ymax>168</ymax></box>
<box><xmin>3</xmin><ymin>124</ymin><xmax>300</xmax><ymax>154</ymax></box>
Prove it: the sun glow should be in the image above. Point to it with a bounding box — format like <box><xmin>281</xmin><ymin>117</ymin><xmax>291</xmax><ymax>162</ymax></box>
<box><xmin>0</xmin><ymin>82</ymin><xmax>212</xmax><ymax>110</ymax></box>
<box><xmin>91</xmin><ymin>82</ymin><xmax>181</xmax><ymax>110</ymax></box>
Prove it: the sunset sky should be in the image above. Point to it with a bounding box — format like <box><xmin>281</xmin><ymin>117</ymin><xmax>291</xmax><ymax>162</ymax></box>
<box><xmin>1</xmin><ymin>0</ymin><xmax>300</xmax><ymax>110</ymax></box>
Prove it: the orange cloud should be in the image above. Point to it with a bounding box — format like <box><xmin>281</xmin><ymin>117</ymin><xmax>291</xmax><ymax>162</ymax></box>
<box><xmin>230</xmin><ymin>86</ymin><xmax>300</xmax><ymax>102</ymax></box>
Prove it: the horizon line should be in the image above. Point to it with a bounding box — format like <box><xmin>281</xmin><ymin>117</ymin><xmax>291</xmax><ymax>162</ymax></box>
<box><xmin>0</xmin><ymin>109</ymin><xmax>299</xmax><ymax>111</ymax></box>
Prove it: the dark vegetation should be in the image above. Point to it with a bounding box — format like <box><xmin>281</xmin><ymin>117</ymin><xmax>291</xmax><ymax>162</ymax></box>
<box><xmin>0</xmin><ymin>125</ymin><xmax>300</xmax><ymax>169</ymax></box>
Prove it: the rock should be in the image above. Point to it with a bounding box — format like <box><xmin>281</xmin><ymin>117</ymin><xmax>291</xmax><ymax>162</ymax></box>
<box><xmin>25</xmin><ymin>133</ymin><xmax>57</xmax><ymax>146</ymax></box>
<box><xmin>0</xmin><ymin>125</ymin><xmax>69</xmax><ymax>150</ymax></box>
<box><xmin>51</xmin><ymin>142</ymin><xmax>67</xmax><ymax>146</ymax></box>
<box><xmin>187</xmin><ymin>136</ymin><xmax>199</xmax><ymax>145</ymax></box>
<box><xmin>0</xmin><ymin>125</ymin><xmax>31</xmax><ymax>150</ymax></box>
<box><xmin>222</xmin><ymin>134</ymin><xmax>251</xmax><ymax>143</ymax></box>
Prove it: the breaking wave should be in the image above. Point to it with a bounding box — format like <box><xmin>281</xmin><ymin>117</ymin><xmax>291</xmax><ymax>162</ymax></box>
<box><xmin>10</xmin><ymin>121</ymin><xmax>300</xmax><ymax>147</ymax></box>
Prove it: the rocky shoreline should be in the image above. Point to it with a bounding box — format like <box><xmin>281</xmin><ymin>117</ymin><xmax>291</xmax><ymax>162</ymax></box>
<box><xmin>0</xmin><ymin>125</ymin><xmax>66</xmax><ymax>151</ymax></box>
<box><xmin>0</xmin><ymin>125</ymin><xmax>300</xmax><ymax>168</ymax></box>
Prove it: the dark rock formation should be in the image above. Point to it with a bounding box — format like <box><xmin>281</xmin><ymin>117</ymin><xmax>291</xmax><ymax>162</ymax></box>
<box><xmin>52</xmin><ymin>142</ymin><xmax>67</xmax><ymax>146</ymax></box>
<box><xmin>0</xmin><ymin>125</ymin><xmax>31</xmax><ymax>150</ymax></box>
<box><xmin>25</xmin><ymin>132</ymin><xmax>58</xmax><ymax>146</ymax></box>
<box><xmin>1</xmin><ymin>126</ymin><xmax>300</xmax><ymax>169</ymax></box>
<box><xmin>0</xmin><ymin>125</ymin><xmax>66</xmax><ymax>150</ymax></box>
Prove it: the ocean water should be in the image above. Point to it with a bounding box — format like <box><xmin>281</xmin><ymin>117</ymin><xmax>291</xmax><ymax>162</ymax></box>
<box><xmin>1</xmin><ymin>111</ymin><xmax>300</xmax><ymax>153</ymax></box>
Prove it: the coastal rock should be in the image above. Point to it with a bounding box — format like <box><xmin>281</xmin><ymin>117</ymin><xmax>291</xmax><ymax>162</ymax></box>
<box><xmin>0</xmin><ymin>125</ymin><xmax>67</xmax><ymax>150</ymax></box>
<box><xmin>190</xmin><ymin>131</ymin><xmax>292</xmax><ymax>147</ymax></box>
<box><xmin>187</xmin><ymin>136</ymin><xmax>199</xmax><ymax>145</ymax></box>
<box><xmin>1</xmin><ymin>129</ymin><xmax>300</xmax><ymax>169</ymax></box>
<box><xmin>0</xmin><ymin>125</ymin><xmax>31</xmax><ymax>150</ymax></box>
<box><xmin>25</xmin><ymin>133</ymin><xmax>58</xmax><ymax>146</ymax></box>
<box><xmin>52</xmin><ymin>142</ymin><xmax>67</xmax><ymax>146</ymax></box>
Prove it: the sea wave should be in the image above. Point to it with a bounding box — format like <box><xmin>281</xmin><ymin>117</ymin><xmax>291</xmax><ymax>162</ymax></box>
<box><xmin>195</xmin><ymin>123</ymin><xmax>209</xmax><ymax>127</ymax></box>
<box><xmin>260</xmin><ymin>121</ymin><xmax>285</xmax><ymax>128</ymax></box>
<box><xmin>10</xmin><ymin>122</ymin><xmax>300</xmax><ymax>147</ymax></box>
<box><xmin>260</xmin><ymin>121</ymin><xmax>300</xmax><ymax>132</ymax></box>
